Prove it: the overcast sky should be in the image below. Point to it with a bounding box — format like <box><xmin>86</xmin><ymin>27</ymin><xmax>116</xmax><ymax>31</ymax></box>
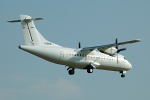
<box><xmin>1</xmin><ymin>0</ymin><xmax>149</xmax><ymax>100</ymax></box>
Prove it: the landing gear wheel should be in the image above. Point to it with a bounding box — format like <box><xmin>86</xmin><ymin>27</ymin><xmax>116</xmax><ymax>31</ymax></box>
<box><xmin>121</xmin><ymin>74</ymin><xmax>125</xmax><ymax>78</ymax></box>
<box><xmin>68</xmin><ymin>69</ymin><xmax>75</xmax><ymax>75</ymax></box>
<box><xmin>67</xmin><ymin>68</ymin><xmax>75</xmax><ymax>75</ymax></box>
<box><xmin>87</xmin><ymin>68</ymin><xmax>93</xmax><ymax>73</ymax></box>
<box><xmin>120</xmin><ymin>71</ymin><xmax>126</xmax><ymax>78</ymax></box>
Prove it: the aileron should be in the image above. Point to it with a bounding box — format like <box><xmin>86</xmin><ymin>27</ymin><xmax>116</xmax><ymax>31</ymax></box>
<box><xmin>81</xmin><ymin>39</ymin><xmax>141</xmax><ymax>51</ymax></box>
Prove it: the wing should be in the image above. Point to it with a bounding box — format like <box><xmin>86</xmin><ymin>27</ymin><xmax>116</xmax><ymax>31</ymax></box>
<box><xmin>81</xmin><ymin>39</ymin><xmax>141</xmax><ymax>51</ymax></box>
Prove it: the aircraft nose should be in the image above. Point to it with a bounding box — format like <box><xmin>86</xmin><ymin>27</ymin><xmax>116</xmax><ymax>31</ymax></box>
<box><xmin>127</xmin><ymin>61</ymin><xmax>132</xmax><ymax>70</ymax></box>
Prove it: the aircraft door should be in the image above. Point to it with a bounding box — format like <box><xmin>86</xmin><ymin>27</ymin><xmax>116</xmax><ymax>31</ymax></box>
<box><xmin>59</xmin><ymin>51</ymin><xmax>64</xmax><ymax>60</ymax></box>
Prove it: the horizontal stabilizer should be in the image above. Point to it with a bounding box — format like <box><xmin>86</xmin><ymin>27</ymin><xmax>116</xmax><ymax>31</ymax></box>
<box><xmin>7</xmin><ymin>18</ymin><xmax>44</xmax><ymax>23</ymax></box>
<box><xmin>7</xmin><ymin>20</ymin><xmax>21</xmax><ymax>22</ymax></box>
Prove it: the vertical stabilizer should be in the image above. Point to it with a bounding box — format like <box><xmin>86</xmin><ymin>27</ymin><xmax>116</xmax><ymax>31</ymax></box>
<box><xmin>8</xmin><ymin>15</ymin><xmax>60</xmax><ymax>47</ymax></box>
<box><xmin>20</xmin><ymin>15</ymin><xmax>48</xmax><ymax>46</ymax></box>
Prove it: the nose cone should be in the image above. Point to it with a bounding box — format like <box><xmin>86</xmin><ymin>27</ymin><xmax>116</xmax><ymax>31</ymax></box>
<box><xmin>127</xmin><ymin>61</ymin><xmax>132</xmax><ymax>70</ymax></box>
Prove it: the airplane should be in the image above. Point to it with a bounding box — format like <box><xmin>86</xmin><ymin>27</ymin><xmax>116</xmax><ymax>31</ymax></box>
<box><xmin>8</xmin><ymin>15</ymin><xmax>141</xmax><ymax>78</ymax></box>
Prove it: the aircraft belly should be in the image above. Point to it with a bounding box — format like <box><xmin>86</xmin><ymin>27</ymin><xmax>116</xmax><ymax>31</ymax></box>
<box><xmin>65</xmin><ymin>61</ymin><xmax>89</xmax><ymax>69</ymax></box>
<box><xmin>97</xmin><ymin>66</ymin><xmax>125</xmax><ymax>71</ymax></box>
<box><xmin>98</xmin><ymin>60</ymin><xmax>129</xmax><ymax>71</ymax></box>
<box><xmin>19</xmin><ymin>46</ymin><xmax>64</xmax><ymax>65</ymax></box>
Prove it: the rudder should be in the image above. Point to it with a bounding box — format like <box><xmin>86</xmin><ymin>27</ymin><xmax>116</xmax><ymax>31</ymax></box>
<box><xmin>20</xmin><ymin>15</ymin><xmax>44</xmax><ymax>46</ymax></box>
<box><xmin>8</xmin><ymin>15</ymin><xmax>61</xmax><ymax>47</ymax></box>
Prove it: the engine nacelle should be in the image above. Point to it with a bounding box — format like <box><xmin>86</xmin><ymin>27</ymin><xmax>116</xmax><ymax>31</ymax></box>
<box><xmin>99</xmin><ymin>47</ymin><xmax>117</xmax><ymax>55</ymax></box>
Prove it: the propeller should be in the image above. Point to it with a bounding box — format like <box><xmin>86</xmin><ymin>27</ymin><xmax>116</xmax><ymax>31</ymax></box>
<box><xmin>79</xmin><ymin>42</ymin><xmax>81</xmax><ymax>48</ymax></box>
<box><xmin>117</xmin><ymin>48</ymin><xmax>126</xmax><ymax>53</ymax></box>
<box><xmin>115</xmin><ymin>38</ymin><xmax>126</xmax><ymax>63</ymax></box>
<box><xmin>115</xmin><ymin>38</ymin><xmax>118</xmax><ymax>50</ymax></box>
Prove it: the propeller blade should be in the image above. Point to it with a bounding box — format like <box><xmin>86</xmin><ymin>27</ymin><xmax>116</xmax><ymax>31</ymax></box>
<box><xmin>79</xmin><ymin>42</ymin><xmax>81</xmax><ymax>48</ymax></box>
<box><xmin>115</xmin><ymin>38</ymin><xmax>119</xmax><ymax>64</ymax></box>
<box><xmin>115</xmin><ymin>38</ymin><xmax>126</xmax><ymax>64</ymax></box>
<box><xmin>117</xmin><ymin>54</ymin><xmax>118</xmax><ymax>64</ymax></box>
<box><xmin>115</xmin><ymin>38</ymin><xmax>118</xmax><ymax>49</ymax></box>
<box><xmin>117</xmin><ymin>48</ymin><xmax>126</xmax><ymax>53</ymax></box>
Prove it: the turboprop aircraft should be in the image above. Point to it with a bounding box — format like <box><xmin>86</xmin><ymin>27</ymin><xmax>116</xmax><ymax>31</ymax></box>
<box><xmin>8</xmin><ymin>15</ymin><xmax>141</xmax><ymax>78</ymax></box>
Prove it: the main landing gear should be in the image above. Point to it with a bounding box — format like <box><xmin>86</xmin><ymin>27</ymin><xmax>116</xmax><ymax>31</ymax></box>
<box><xmin>86</xmin><ymin>65</ymin><xmax>94</xmax><ymax>73</ymax></box>
<box><xmin>67</xmin><ymin>66</ymin><xmax>94</xmax><ymax>75</ymax></box>
<box><xmin>120</xmin><ymin>71</ymin><xmax>126</xmax><ymax>78</ymax></box>
<box><xmin>67</xmin><ymin>68</ymin><xmax>75</xmax><ymax>75</ymax></box>
<box><xmin>87</xmin><ymin>67</ymin><xmax>93</xmax><ymax>73</ymax></box>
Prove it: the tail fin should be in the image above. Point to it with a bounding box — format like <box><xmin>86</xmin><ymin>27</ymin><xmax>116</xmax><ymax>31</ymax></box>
<box><xmin>8</xmin><ymin>15</ymin><xmax>60</xmax><ymax>46</ymax></box>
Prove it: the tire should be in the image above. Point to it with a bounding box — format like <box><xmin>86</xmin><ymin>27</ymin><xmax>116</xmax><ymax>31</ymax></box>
<box><xmin>121</xmin><ymin>74</ymin><xmax>125</xmax><ymax>78</ymax></box>
<box><xmin>68</xmin><ymin>70</ymin><xmax>75</xmax><ymax>75</ymax></box>
<box><xmin>87</xmin><ymin>68</ymin><xmax>93</xmax><ymax>73</ymax></box>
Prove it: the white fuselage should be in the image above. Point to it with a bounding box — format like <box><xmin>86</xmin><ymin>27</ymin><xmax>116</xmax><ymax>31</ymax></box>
<box><xmin>8</xmin><ymin>15</ymin><xmax>140</xmax><ymax>77</ymax></box>
<box><xmin>20</xmin><ymin>45</ymin><xmax>132</xmax><ymax>72</ymax></box>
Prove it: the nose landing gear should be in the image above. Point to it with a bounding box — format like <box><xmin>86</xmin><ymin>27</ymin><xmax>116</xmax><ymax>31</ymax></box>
<box><xmin>121</xmin><ymin>74</ymin><xmax>125</xmax><ymax>78</ymax></box>
<box><xmin>120</xmin><ymin>71</ymin><xmax>126</xmax><ymax>78</ymax></box>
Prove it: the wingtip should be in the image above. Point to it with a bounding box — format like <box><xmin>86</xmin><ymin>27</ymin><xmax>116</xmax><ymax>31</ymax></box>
<box><xmin>136</xmin><ymin>39</ymin><xmax>141</xmax><ymax>42</ymax></box>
